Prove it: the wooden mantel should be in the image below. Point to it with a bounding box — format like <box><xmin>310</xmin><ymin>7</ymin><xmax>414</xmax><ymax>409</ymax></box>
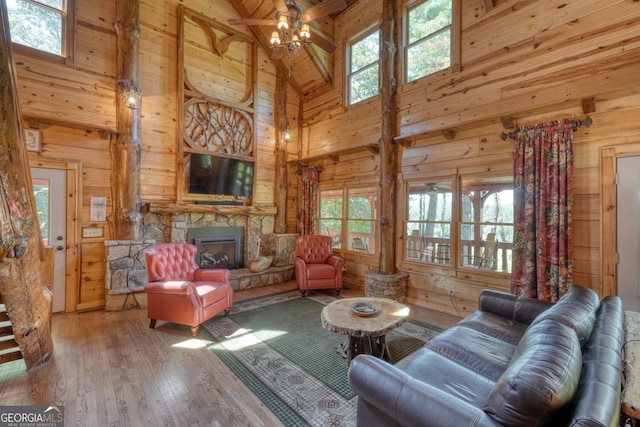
<box><xmin>142</xmin><ymin>202</ymin><xmax>277</xmax><ymax>216</ymax></box>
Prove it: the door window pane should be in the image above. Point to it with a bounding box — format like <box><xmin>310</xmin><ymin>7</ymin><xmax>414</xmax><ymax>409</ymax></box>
<box><xmin>32</xmin><ymin>178</ymin><xmax>50</xmax><ymax>245</ymax></box>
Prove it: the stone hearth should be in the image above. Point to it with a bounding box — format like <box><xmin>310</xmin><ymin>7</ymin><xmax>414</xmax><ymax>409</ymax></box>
<box><xmin>104</xmin><ymin>210</ymin><xmax>297</xmax><ymax>311</ymax></box>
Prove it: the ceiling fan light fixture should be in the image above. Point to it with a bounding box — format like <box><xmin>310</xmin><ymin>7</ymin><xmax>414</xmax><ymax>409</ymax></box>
<box><xmin>277</xmin><ymin>14</ymin><xmax>289</xmax><ymax>31</ymax></box>
<box><xmin>299</xmin><ymin>23</ymin><xmax>310</xmax><ymax>40</ymax></box>
<box><xmin>270</xmin><ymin>31</ymin><xmax>281</xmax><ymax>46</ymax></box>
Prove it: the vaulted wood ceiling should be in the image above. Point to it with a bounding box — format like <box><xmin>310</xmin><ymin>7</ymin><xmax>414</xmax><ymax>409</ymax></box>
<box><xmin>228</xmin><ymin>0</ymin><xmax>357</xmax><ymax>96</ymax></box>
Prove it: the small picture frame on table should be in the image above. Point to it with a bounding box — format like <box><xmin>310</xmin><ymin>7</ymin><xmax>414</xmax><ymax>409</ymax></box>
<box><xmin>25</xmin><ymin>129</ymin><xmax>42</xmax><ymax>152</ymax></box>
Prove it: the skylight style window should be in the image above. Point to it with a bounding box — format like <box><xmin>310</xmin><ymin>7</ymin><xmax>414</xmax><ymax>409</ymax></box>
<box><xmin>404</xmin><ymin>0</ymin><xmax>457</xmax><ymax>83</ymax></box>
<box><xmin>346</xmin><ymin>28</ymin><xmax>380</xmax><ymax>105</ymax></box>
<box><xmin>7</xmin><ymin>0</ymin><xmax>73</xmax><ymax>58</ymax></box>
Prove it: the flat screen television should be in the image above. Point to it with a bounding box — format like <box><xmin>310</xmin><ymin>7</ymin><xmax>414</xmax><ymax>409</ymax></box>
<box><xmin>187</xmin><ymin>153</ymin><xmax>255</xmax><ymax>198</ymax></box>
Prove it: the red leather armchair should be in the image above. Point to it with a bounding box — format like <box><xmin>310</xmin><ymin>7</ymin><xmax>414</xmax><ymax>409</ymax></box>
<box><xmin>295</xmin><ymin>235</ymin><xmax>344</xmax><ymax>296</ymax></box>
<box><xmin>144</xmin><ymin>243</ymin><xmax>233</xmax><ymax>336</ymax></box>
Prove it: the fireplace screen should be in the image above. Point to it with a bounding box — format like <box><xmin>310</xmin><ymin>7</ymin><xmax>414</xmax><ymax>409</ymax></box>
<box><xmin>188</xmin><ymin>226</ymin><xmax>245</xmax><ymax>269</ymax></box>
<box><xmin>199</xmin><ymin>240</ymin><xmax>236</xmax><ymax>269</ymax></box>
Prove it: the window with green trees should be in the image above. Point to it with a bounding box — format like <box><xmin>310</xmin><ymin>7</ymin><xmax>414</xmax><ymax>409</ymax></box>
<box><xmin>404</xmin><ymin>173</ymin><xmax>513</xmax><ymax>273</ymax></box>
<box><xmin>405</xmin><ymin>180</ymin><xmax>453</xmax><ymax>264</ymax></box>
<box><xmin>460</xmin><ymin>175</ymin><xmax>513</xmax><ymax>273</ymax></box>
<box><xmin>7</xmin><ymin>0</ymin><xmax>73</xmax><ymax>57</ymax></box>
<box><xmin>347</xmin><ymin>28</ymin><xmax>380</xmax><ymax>105</ymax></box>
<box><xmin>319</xmin><ymin>186</ymin><xmax>377</xmax><ymax>253</ymax></box>
<box><xmin>404</xmin><ymin>0</ymin><xmax>456</xmax><ymax>83</ymax></box>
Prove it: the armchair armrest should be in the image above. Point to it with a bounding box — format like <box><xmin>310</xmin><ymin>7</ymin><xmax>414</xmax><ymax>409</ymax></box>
<box><xmin>327</xmin><ymin>255</ymin><xmax>344</xmax><ymax>269</ymax></box>
<box><xmin>349</xmin><ymin>355</ymin><xmax>499</xmax><ymax>427</ymax></box>
<box><xmin>194</xmin><ymin>268</ymin><xmax>230</xmax><ymax>283</ymax></box>
<box><xmin>144</xmin><ymin>280</ymin><xmax>196</xmax><ymax>295</ymax></box>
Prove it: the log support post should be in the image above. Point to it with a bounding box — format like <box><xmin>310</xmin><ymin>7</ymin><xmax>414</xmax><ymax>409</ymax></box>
<box><xmin>274</xmin><ymin>67</ymin><xmax>289</xmax><ymax>234</ymax></box>
<box><xmin>0</xmin><ymin>6</ymin><xmax>53</xmax><ymax>369</ymax></box>
<box><xmin>113</xmin><ymin>0</ymin><xmax>142</xmax><ymax>240</ymax></box>
<box><xmin>379</xmin><ymin>0</ymin><xmax>398</xmax><ymax>275</ymax></box>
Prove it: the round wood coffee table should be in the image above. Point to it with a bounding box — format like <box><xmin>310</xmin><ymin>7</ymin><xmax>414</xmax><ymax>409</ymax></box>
<box><xmin>321</xmin><ymin>297</ymin><xmax>410</xmax><ymax>365</ymax></box>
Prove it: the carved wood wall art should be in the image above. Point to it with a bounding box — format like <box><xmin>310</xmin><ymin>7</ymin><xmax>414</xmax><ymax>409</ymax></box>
<box><xmin>177</xmin><ymin>6</ymin><xmax>258</xmax><ymax>202</ymax></box>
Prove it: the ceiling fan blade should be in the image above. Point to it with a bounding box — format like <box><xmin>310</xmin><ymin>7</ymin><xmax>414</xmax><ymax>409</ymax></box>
<box><xmin>309</xmin><ymin>31</ymin><xmax>337</xmax><ymax>53</ymax></box>
<box><xmin>271</xmin><ymin>47</ymin><xmax>285</xmax><ymax>60</ymax></box>
<box><xmin>301</xmin><ymin>0</ymin><xmax>347</xmax><ymax>23</ymax></box>
<box><xmin>273</xmin><ymin>0</ymin><xmax>288</xmax><ymax>14</ymax></box>
<box><xmin>228</xmin><ymin>18</ymin><xmax>276</xmax><ymax>26</ymax></box>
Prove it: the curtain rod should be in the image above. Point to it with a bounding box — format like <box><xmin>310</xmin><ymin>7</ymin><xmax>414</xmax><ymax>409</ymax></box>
<box><xmin>500</xmin><ymin>116</ymin><xmax>593</xmax><ymax>141</ymax></box>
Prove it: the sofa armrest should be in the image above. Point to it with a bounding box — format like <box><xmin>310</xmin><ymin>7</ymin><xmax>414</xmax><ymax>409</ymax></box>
<box><xmin>194</xmin><ymin>268</ymin><xmax>230</xmax><ymax>283</ymax></box>
<box><xmin>144</xmin><ymin>280</ymin><xmax>195</xmax><ymax>295</ymax></box>
<box><xmin>478</xmin><ymin>290</ymin><xmax>519</xmax><ymax>317</ymax></box>
<box><xmin>349</xmin><ymin>355</ymin><xmax>500</xmax><ymax>427</ymax></box>
<box><xmin>479</xmin><ymin>289</ymin><xmax>554</xmax><ymax>324</ymax></box>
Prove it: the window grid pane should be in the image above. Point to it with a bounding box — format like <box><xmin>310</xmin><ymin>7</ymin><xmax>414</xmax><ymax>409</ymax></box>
<box><xmin>319</xmin><ymin>189</ymin><xmax>343</xmax><ymax>249</ymax></box>
<box><xmin>405</xmin><ymin>0</ymin><xmax>453</xmax><ymax>82</ymax></box>
<box><xmin>406</xmin><ymin>180</ymin><xmax>452</xmax><ymax>264</ymax></box>
<box><xmin>408</xmin><ymin>0</ymin><xmax>452</xmax><ymax>44</ymax></box>
<box><xmin>8</xmin><ymin>0</ymin><xmax>63</xmax><ymax>55</ymax></box>
<box><xmin>407</xmin><ymin>30</ymin><xmax>451</xmax><ymax>82</ymax></box>
<box><xmin>350</xmin><ymin>31</ymin><xmax>379</xmax><ymax>72</ymax></box>
<box><xmin>349</xmin><ymin>65</ymin><xmax>379</xmax><ymax>105</ymax></box>
<box><xmin>460</xmin><ymin>179</ymin><xmax>514</xmax><ymax>273</ymax></box>
<box><xmin>347</xmin><ymin>188</ymin><xmax>377</xmax><ymax>254</ymax></box>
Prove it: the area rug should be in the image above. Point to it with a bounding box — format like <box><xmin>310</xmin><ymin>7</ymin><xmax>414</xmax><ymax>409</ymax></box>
<box><xmin>202</xmin><ymin>291</ymin><xmax>443</xmax><ymax>427</ymax></box>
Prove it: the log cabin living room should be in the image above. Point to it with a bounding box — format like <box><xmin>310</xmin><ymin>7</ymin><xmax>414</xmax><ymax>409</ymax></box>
<box><xmin>0</xmin><ymin>0</ymin><xmax>639</xmax><ymax>425</ymax></box>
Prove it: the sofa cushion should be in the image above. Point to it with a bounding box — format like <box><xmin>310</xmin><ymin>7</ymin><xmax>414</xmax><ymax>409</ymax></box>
<box><xmin>485</xmin><ymin>318</ymin><xmax>582</xmax><ymax>426</ymax></box>
<box><xmin>426</xmin><ymin>325</ymin><xmax>517</xmax><ymax>381</ymax></box>
<box><xmin>457</xmin><ymin>310</ymin><xmax>529</xmax><ymax>346</ymax></box>
<box><xmin>530</xmin><ymin>284</ymin><xmax>599</xmax><ymax>346</ymax></box>
<box><xmin>395</xmin><ymin>348</ymin><xmax>497</xmax><ymax>409</ymax></box>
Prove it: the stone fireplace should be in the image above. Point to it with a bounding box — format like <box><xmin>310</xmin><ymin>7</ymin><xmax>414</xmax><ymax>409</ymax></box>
<box><xmin>104</xmin><ymin>206</ymin><xmax>297</xmax><ymax>311</ymax></box>
<box><xmin>187</xmin><ymin>226</ymin><xmax>244</xmax><ymax>269</ymax></box>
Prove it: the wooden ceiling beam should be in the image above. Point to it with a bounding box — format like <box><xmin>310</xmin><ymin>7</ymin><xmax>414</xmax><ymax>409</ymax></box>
<box><xmin>304</xmin><ymin>44</ymin><xmax>332</xmax><ymax>86</ymax></box>
<box><xmin>228</xmin><ymin>0</ymin><xmax>303</xmax><ymax>96</ymax></box>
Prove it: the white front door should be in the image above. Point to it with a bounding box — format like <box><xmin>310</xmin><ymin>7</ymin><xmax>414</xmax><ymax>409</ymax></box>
<box><xmin>616</xmin><ymin>155</ymin><xmax>640</xmax><ymax>311</ymax></box>
<box><xmin>31</xmin><ymin>167</ymin><xmax>66</xmax><ymax>313</ymax></box>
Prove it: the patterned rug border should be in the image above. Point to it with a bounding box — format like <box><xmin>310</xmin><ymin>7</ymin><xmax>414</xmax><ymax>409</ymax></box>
<box><xmin>202</xmin><ymin>291</ymin><xmax>442</xmax><ymax>426</ymax></box>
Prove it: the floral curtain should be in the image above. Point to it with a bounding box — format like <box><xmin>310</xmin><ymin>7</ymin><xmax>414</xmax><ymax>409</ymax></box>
<box><xmin>510</xmin><ymin>119</ymin><xmax>575</xmax><ymax>302</ymax></box>
<box><xmin>297</xmin><ymin>167</ymin><xmax>318</xmax><ymax>235</ymax></box>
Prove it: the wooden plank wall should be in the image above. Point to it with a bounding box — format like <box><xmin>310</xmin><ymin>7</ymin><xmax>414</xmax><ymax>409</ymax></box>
<box><xmin>14</xmin><ymin>0</ymin><xmax>293</xmax><ymax>311</ymax></box>
<box><xmin>296</xmin><ymin>0</ymin><xmax>640</xmax><ymax>316</ymax></box>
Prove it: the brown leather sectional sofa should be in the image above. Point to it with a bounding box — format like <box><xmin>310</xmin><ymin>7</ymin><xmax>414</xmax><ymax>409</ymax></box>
<box><xmin>348</xmin><ymin>285</ymin><xmax>623</xmax><ymax>426</ymax></box>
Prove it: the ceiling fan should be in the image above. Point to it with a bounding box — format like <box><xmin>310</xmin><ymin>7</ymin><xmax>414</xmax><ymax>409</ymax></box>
<box><xmin>228</xmin><ymin>0</ymin><xmax>347</xmax><ymax>56</ymax></box>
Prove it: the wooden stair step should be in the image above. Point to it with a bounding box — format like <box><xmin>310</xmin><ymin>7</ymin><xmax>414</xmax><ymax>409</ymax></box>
<box><xmin>0</xmin><ymin>324</ymin><xmax>14</xmax><ymax>337</ymax></box>
<box><xmin>0</xmin><ymin>350</ymin><xmax>23</xmax><ymax>364</ymax></box>
<box><xmin>0</xmin><ymin>338</ymin><xmax>19</xmax><ymax>351</ymax></box>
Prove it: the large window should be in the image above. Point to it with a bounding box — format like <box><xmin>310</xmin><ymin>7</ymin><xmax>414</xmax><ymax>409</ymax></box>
<box><xmin>346</xmin><ymin>28</ymin><xmax>380</xmax><ymax>105</ymax></box>
<box><xmin>404</xmin><ymin>173</ymin><xmax>513</xmax><ymax>273</ymax></box>
<box><xmin>404</xmin><ymin>0</ymin><xmax>457</xmax><ymax>83</ymax></box>
<box><xmin>406</xmin><ymin>180</ymin><xmax>453</xmax><ymax>264</ymax></box>
<box><xmin>319</xmin><ymin>186</ymin><xmax>378</xmax><ymax>253</ymax></box>
<box><xmin>7</xmin><ymin>0</ymin><xmax>73</xmax><ymax>58</ymax></box>
<box><xmin>460</xmin><ymin>175</ymin><xmax>513</xmax><ymax>273</ymax></box>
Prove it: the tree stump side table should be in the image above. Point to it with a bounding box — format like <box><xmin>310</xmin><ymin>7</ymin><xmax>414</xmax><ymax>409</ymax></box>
<box><xmin>321</xmin><ymin>297</ymin><xmax>410</xmax><ymax>366</ymax></box>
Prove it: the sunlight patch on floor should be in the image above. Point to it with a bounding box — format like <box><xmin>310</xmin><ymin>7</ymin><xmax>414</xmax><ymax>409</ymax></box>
<box><xmin>210</xmin><ymin>328</ymin><xmax>287</xmax><ymax>352</ymax></box>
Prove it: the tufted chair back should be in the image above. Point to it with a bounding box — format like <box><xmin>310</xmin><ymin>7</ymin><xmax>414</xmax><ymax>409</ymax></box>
<box><xmin>145</xmin><ymin>242</ymin><xmax>199</xmax><ymax>282</ymax></box>
<box><xmin>295</xmin><ymin>235</ymin><xmax>334</xmax><ymax>264</ymax></box>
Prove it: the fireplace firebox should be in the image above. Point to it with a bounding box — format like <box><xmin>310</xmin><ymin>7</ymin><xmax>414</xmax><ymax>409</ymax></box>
<box><xmin>187</xmin><ymin>227</ymin><xmax>244</xmax><ymax>269</ymax></box>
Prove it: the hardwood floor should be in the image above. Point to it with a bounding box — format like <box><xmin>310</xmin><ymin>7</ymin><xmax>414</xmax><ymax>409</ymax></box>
<box><xmin>0</xmin><ymin>281</ymin><xmax>461</xmax><ymax>426</ymax></box>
